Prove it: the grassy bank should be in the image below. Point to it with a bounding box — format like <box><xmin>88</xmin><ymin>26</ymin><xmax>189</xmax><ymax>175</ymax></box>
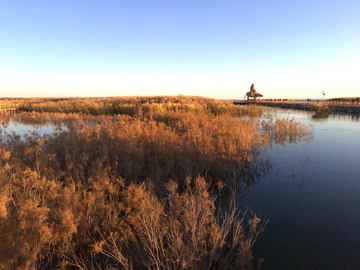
<box><xmin>0</xmin><ymin>99</ymin><xmax>312</xmax><ymax>269</ymax></box>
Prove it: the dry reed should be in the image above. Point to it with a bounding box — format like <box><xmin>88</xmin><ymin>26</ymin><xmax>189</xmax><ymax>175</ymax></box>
<box><xmin>2</xmin><ymin>96</ymin><xmax>263</xmax><ymax>117</ymax></box>
<box><xmin>0</xmin><ymin>99</ymin><xmax>313</xmax><ymax>269</ymax></box>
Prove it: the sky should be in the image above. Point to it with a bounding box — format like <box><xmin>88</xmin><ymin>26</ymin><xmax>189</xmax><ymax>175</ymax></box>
<box><xmin>1</xmin><ymin>0</ymin><xmax>359</xmax><ymax>99</ymax></box>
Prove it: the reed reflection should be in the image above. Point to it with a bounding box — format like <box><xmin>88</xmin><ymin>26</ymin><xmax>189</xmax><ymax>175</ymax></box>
<box><xmin>263</xmin><ymin>106</ymin><xmax>360</xmax><ymax>123</ymax></box>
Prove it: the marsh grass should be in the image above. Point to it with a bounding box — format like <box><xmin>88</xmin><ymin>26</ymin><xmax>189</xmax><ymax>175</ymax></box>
<box><xmin>3</xmin><ymin>96</ymin><xmax>263</xmax><ymax>117</ymax></box>
<box><xmin>311</xmin><ymin>104</ymin><xmax>330</xmax><ymax>113</ymax></box>
<box><xmin>0</xmin><ymin>98</ymin><xmax>313</xmax><ymax>269</ymax></box>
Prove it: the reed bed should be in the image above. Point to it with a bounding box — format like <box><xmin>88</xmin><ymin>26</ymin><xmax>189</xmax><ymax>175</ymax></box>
<box><xmin>0</xmin><ymin>100</ymin><xmax>312</xmax><ymax>269</ymax></box>
<box><xmin>310</xmin><ymin>104</ymin><xmax>330</xmax><ymax>113</ymax></box>
<box><xmin>2</xmin><ymin>96</ymin><xmax>263</xmax><ymax>117</ymax></box>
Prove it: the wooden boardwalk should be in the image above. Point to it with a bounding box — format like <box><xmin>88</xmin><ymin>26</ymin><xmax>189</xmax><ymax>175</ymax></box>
<box><xmin>231</xmin><ymin>99</ymin><xmax>360</xmax><ymax>107</ymax></box>
<box><xmin>0</xmin><ymin>102</ymin><xmax>19</xmax><ymax>113</ymax></box>
<box><xmin>231</xmin><ymin>100</ymin><xmax>360</xmax><ymax>115</ymax></box>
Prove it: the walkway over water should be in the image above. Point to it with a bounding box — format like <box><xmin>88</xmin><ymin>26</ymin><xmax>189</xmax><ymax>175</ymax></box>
<box><xmin>0</xmin><ymin>102</ymin><xmax>19</xmax><ymax>113</ymax></box>
<box><xmin>231</xmin><ymin>100</ymin><xmax>360</xmax><ymax>114</ymax></box>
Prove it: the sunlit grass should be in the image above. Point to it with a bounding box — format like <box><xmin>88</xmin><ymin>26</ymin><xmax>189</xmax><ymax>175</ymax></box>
<box><xmin>311</xmin><ymin>104</ymin><xmax>330</xmax><ymax>113</ymax></box>
<box><xmin>0</xmin><ymin>97</ymin><xmax>313</xmax><ymax>269</ymax></box>
<box><xmin>2</xmin><ymin>96</ymin><xmax>263</xmax><ymax>117</ymax></box>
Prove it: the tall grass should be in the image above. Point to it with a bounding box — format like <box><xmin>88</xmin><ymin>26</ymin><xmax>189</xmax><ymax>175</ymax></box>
<box><xmin>3</xmin><ymin>96</ymin><xmax>263</xmax><ymax>117</ymax></box>
<box><xmin>2</xmin><ymin>112</ymin><xmax>312</xmax><ymax>190</ymax></box>
<box><xmin>310</xmin><ymin>104</ymin><xmax>330</xmax><ymax>113</ymax></box>
<box><xmin>0</xmin><ymin>101</ymin><xmax>313</xmax><ymax>269</ymax></box>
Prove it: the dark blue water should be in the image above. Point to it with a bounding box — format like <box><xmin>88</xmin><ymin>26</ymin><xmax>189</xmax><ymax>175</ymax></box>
<box><xmin>248</xmin><ymin>108</ymin><xmax>360</xmax><ymax>270</ymax></box>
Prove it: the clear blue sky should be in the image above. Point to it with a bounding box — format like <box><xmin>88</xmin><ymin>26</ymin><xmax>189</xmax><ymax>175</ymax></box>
<box><xmin>1</xmin><ymin>0</ymin><xmax>359</xmax><ymax>99</ymax></box>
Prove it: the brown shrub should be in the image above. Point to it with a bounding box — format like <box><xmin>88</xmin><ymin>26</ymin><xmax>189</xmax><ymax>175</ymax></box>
<box><xmin>93</xmin><ymin>177</ymin><xmax>266</xmax><ymax>270</ymax></box>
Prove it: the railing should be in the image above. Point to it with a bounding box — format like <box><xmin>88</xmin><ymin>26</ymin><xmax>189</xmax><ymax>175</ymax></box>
<box><xmin>0</xmin><ymin>102</ymin><xmax>19</xmax><ymax>112</ymax></box>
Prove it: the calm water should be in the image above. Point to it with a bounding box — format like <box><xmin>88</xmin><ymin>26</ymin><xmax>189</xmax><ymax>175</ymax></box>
<box><xmin>0</xmin><ymin>118</ymin><xmax>63</xmax><ymax>141</ymax></box>
<box><xmin>248</xmin><ymin>108</ymin><xmax>360</xmax><ymax>270</ymax></box>
<box><xmin>1</xmin><ymin>110</ymin><xmax>360</xmax><ymax>269</ymax></box>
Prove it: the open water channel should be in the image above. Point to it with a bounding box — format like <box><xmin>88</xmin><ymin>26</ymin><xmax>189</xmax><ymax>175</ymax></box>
<box><xmin>1</xmin><ymin>108</ymin><xmax>359</xmax><ymax>269</ymax></box>
<box><xmin>247</xmin><ymin>107</ymin><xmax>360</xmax><ymax>270</ymax></box>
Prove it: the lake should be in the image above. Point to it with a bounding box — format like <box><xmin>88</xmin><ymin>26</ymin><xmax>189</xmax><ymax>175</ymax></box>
<box><xmin>247</xmin><ymin>107</ymin><xmax>360</xmax><ymax>270</ymax></box>
<box><xmin>1</xmin><ymin>109</ymin><xmax>359</xmax><ymax>269</ymax></box>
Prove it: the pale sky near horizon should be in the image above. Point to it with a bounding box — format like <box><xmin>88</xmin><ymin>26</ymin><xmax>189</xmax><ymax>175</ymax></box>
<box><xmin>1</xmin><ymin>0</ymin><xmax>359</xmax><ymax>99</ymax></box>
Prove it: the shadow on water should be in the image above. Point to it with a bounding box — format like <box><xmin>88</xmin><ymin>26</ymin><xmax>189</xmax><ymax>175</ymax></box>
<box><xmin>222</xmin><ymin>112</ymin><xmax>314</xmax><ymax>205</ymax></box>
<box><xmin>223</xmin><ymin>153</ymin><xmax>273</xmax><ymax>203</ymax></box>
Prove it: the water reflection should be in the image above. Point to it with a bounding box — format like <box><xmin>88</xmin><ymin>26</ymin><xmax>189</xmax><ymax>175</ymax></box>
<box><xmin>248</xmin><ymin>106</ymin><xmax>360</xmax><ymax>270</ymax></box>
<box><xmin>262</xmin><ymin>106</ymin><xmax>360</xmax><ymax>122</ymax></box>
<box><xmin>224</xmin><ymin>112</ymin><xmax>314</xmax><ymax>201</ymax></box>
<box><xmin>0</xmin><ymin>115</ymin><xmax>62</xmax><ymax>142</ymax></box>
